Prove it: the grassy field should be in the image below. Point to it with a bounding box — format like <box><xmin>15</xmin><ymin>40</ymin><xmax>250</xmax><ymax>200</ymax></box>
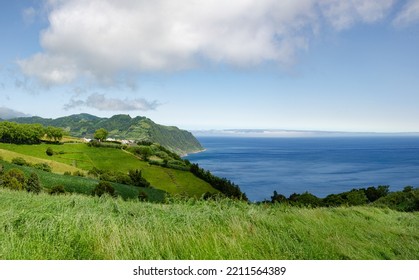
<box><xmin>0</xmin><ymin>188</ymin><xmax>417</xmax><ymax>260</ymax></box>
<box><xmin>0</xmin><ymin>160</ymin><xmax>165</xmax><ymax>202</ymax></box>
<box><xmin>0</xmin><ymin>148</ymin><xmax>82</xmax><ymax>174</ymax></box>
<box><xmin>0</xmin><ymin>143</ymin><xmax>215</xmax><ymax>197</ymax></box>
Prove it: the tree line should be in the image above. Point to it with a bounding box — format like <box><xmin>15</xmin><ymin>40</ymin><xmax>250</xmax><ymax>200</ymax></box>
<box><xmin>268</xmin><ymin>185</ymin><xmax>419</xmax><ymax>212</ymax></box>
<box><xmin>190</xmin><ymin>163</ymin><xmax>248</xmax><ymax>201</ymax></box>
<box><xmin>0</xmin><ymin>121</ymin><xmax>64</xmax><ymax>144</ymax></box>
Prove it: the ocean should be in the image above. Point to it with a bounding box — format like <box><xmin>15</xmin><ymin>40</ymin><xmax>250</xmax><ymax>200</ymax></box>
<box><xmin>186</xmin><ymin>136</ymin><xmax>419</xmax><ymax>202</ymax></box>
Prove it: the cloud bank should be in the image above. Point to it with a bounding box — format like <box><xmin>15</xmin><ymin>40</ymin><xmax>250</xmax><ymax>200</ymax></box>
<box><xmin>63</xmin><ymin>93</ymin><xmax>159</xmax><ymax>111</ymax></box>
<box><xmin>0</xmin><ymin>107</ymin><xmax>31</xmax><ymax>119</ymax></box>
<box><xmin>19</xmin><ymin>0</ymin><xmax>398</xmax><ymax>86</ymax></box>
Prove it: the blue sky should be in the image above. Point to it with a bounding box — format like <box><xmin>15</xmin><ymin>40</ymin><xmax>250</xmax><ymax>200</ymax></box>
<box><xmin>1</xmin><ymin>0</ymin><xmax>419</xmax><ymax>132</ymax></box>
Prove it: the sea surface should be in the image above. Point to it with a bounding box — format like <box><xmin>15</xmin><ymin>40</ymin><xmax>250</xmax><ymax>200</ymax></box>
<box><xmin>186</xmin><ymin>136</ymin><xmax>419</xmax><ymax>202</ymax></box>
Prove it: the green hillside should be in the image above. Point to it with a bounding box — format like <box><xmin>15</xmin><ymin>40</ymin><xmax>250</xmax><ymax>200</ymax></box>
<box><xmin>11</xmin><ymin>114</ymin><xmax>203</xmax><ymax>155</ymax></box>
<box><xmin>0</xmin><ymin>188</ymin><xmax>417</xmax><ymax>260</ymax></box>
<box><xmin>0</xmin><ymin>142</ymin><xmax>216</xmax><ymax>198</ymax></box>
<box><xmin>0</xmin><ymin>160</ymin><xmax>165</xmax><ymax>202</ymax></box>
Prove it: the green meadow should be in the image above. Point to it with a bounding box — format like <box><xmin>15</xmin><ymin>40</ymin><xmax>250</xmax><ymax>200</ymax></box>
<box><xmin>0</xmin><ymin>142</ymin><xmax>215</xmax><ymax>197</ymax></box>
<box><xmin>0</xmin><ymin>160</ymin><xmax>165</xmax><ymax>202</ymax></box>
<box><xmin>0</xmin><ymin>188</ymin><xmax>417</xmax><ymax>260</ymax></box>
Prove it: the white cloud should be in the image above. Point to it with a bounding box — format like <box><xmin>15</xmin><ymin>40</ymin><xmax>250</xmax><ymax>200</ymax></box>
<box><xmin>18</xmin><ymin>0</ymin><xmax>396</xmax><ymax>86</ymax></box>
<box><xmin>64</xmin><ymin>93</ymin><xmax>159</xmax><ymax>111</ymax></box>
<box><xmin>393</xmin><ymin>0</ymin><xmax>419</xmax><ymax>26</ymax></box>
<box><xmin>320</xmin><ymin>0</ymin><xmax>395</xmax><ymax>30</ymax></box>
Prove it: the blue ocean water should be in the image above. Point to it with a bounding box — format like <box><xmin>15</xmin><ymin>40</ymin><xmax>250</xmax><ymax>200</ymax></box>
<box><xmin>186</xmin><ymin>137</ymin><xmax>419</xmax><ymax>202</ymax></box>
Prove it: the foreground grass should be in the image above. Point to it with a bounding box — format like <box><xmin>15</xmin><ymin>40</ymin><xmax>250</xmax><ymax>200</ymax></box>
<box><xmin>0</xmin><ymin>189</ymin><xmax>417</xmax><ymax>260</ymax></box>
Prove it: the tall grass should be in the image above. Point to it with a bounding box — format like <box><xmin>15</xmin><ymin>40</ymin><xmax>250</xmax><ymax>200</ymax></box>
<box><xmin>0</xmin><ymin>189</ymin><xmax>417</xmax><ymax>260</ymax></box>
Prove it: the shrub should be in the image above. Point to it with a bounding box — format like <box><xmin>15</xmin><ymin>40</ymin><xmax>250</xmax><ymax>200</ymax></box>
<box><xmin>46</xmin><ymin>147</ymin><xmax>54</xmax><ymax>156</ymax></box>
<box><xmin>271</xmin><ymin>190</ymin><xmax>287</xmax><ymax>203</ymax></box>
<box><xmin>11</xmin><ymin>157</ymin><xmax>29</xmax><ymax>166</ymax></box>
<box><xmin>365</xmin><ymin>185</ymin><xmax>389</xmax><ymax>202</ymax></box>
<box><xmin>33</xmin><ymin>163</ymin><xmax>52</xmax><ymax>172</ymax></box>
<box><xmin>25</xmin><ymin>172</ymin><xmax>41</xmax><ymax>194</ymax></box>
<box><xmin>346</xmin><ymin>189</ymin><xmax>368</xmax><ymax>206</ymax></box>
<box><xmin>1</xmin><ymin>169</ymin><xmax>26</xmax><ymax>191</ymax></box>
<box><xmin>323</xmin><ymin>194</ymin><xmax>346</xmax><ymax>207</ymax></box>
<box><xmin>374</xmin><ymin>187</ymin><xmax>419</xmax><ymax>212</ymax></box>
<box><xmin>49</xmin><ymin>185</ymin><xmax>66</xmax><ymax>195</ymax></box>
<box><xmin>289</xmin><ymin>192</ymin><xmax>322</xmax><ymax>207</ymax></box>
<box><xmin>73</xmin><ymin>170</ymin><xmax>85</xmax><ymax>177</ymax></box>
<box><xmin>128</xmin><ymin>169</ymin><xmax>150</xmax><ymax>188</ymax></box>
<box><xmin>138</xmin><ymin>191</ymin><xmax>148</xmax><ymax>201</ymax></box>
<box><xmin>92</xmin><ymin>181</ymin><xmax>116</xmax><ymax>197</ymax></box>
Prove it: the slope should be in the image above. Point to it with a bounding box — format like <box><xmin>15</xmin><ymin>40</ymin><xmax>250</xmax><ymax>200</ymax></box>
<box><xmin>11</xmin><ymin>114</ymin><xmax>203</xmax><ymax>155</ymax></box>
<box><xmin>0</xmin><ymin>142</ymin><xmax>216</xmax><ymax>197</ymax></box>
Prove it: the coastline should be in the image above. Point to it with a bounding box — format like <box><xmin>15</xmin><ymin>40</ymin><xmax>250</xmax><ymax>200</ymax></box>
<box><xmin>181</xmin><ymin>148</ymin><xmax>207</xmax><ymax>158</ymax></box>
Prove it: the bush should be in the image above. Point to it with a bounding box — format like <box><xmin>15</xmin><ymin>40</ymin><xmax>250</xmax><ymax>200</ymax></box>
<box><xmin>33</xmin><ymin>163</ymin><xmax>52</xmax><ymax>172</ymax></box>
<box><xmin>92</xmin><ymin>181</ymin><xmax>116</xmax><ymax>197</ymax></box>
<box><xmin>271</xmin><ymin>190</ymin><xmax>287</xmax><ymax>203</ymax></box>
<box><xmin>25</xmin><ymin>172</ymin><xmax>41</xmax><ymax>194</ymax></box>
<box><xmin>289</xmin><ymin>192</ymin><xmax>322</xmax><ymax>207</ymax></box>
<box><xmin>365</xmin><ymin>185</ymin><xmax>389</xmax><ymax>202</ymax></box>
<box><xmin>73</xmin><ymin>170</ymin><xmax>85</xmax><ymax>177</ymax></box>
<box><xmin>138</xmin><ymin>191</ymin><xmax>148</xmax><ymax>201</ymax></box>
<box><xmin>49</xmin><ymin>185</ymin><xmax>66</xmax><ymax>195</ymax></box>
<box><xmin>346</xmin><ymin>189</ymin><xmax>368</xmax><ymax>206</ymax></box>
<box><xmin>1</xmin><ymin>169</ymin><xmax>26</xmax><ymax>191</ymax></box>
<box><xmin>128</xmin><ymin>169</ymin><xmax>150</xmax><ymax>188</ymax></box>
<box><xmin>374</xmin><ymin>187</ymin><xmax>419</xmax><ymax>212</ymax></box>
<box><xmin>11</xmin><ymin>157</ymin><xmax>29</xmax><ymax>166</ymax></box>
<box><xmin>46</xmin><ymin>147</ymin><xmax>54</xmax><ymax>156</ymax></box>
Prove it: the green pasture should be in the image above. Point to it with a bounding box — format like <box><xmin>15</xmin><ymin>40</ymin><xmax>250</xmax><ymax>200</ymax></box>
<box><xmin>0</xmin><ymin>160</ymin><xmax>165</xmax><ymax>202</ymax></box>
<box><xmin>0</xmin><ymin>143</ymin><xmax>215</xmax><ymax>197</ymax></box>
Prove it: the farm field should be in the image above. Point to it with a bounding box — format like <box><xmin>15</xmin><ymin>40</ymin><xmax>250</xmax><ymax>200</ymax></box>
<box><xmin>0</xmin><ymin>143</ymin><xmax>215</xmax><ymax>197</ymax></box>
<box><xmin>0</xmin><ymin>160</ymin><xmax>165</xmax><ymax>202</ymax></box>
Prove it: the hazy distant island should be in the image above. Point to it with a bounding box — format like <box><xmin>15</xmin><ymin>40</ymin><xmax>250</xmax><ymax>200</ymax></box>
<box><xmin>192</xmin><ymin>129</ymin><xmax>419</xmax><ymax>138</ymax></box>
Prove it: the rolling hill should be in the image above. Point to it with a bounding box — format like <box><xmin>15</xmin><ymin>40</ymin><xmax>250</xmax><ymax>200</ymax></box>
<box><xmin>10</xmin><ymin>113</ymin><xmax>203</xmax><ymax>155</ymax></box>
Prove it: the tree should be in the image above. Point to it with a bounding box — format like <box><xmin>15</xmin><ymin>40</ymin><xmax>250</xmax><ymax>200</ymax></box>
<box><xmin>138</xmin><ymin>146</ymin><xmax>152</xmax><ymax>160</ymax></box>
<box><xmin>94</xmin><ymin>128</ymin><xmax>108</xmax><ymax>142</ymax></box>
<box><xmin>25</xmin><ymin>172</ymin><xmax>41</xmax><ymax>194</ymax></box>
<box><xmin>271</xmin><ymin>190</ymin><xmax>286</xmax><ymax>203</ymax></box>
<box><xmin>365</xmin><ymin>185</ymin><xmax>389</xmax><ymax>202</ymax></box>
<box><xmin>346</xmin><ymin>189</ymin><xmax>368</xmax><ymax>206</ymax></box>
<box><xmin>45</xmin><ymin>126</ymin><xmax>64</xmax><ymax>142</ymax></box>
<box><xmin>128</xmin><ymin>169</ymin><xmax>150</xmax><ymax>188</ymax></box>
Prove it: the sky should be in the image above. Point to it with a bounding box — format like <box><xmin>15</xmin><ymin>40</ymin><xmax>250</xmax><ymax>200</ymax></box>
<box><xmin>0</xmin><ymin>0</ymin><xmax>419</xmax><ymax>132</ymax></box>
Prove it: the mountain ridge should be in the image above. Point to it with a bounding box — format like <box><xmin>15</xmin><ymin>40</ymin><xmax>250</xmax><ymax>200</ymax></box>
<box><xmin>9</xmin><ymin>113</ymin><xmax>203</xmax><ymax>155</ymax></box>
